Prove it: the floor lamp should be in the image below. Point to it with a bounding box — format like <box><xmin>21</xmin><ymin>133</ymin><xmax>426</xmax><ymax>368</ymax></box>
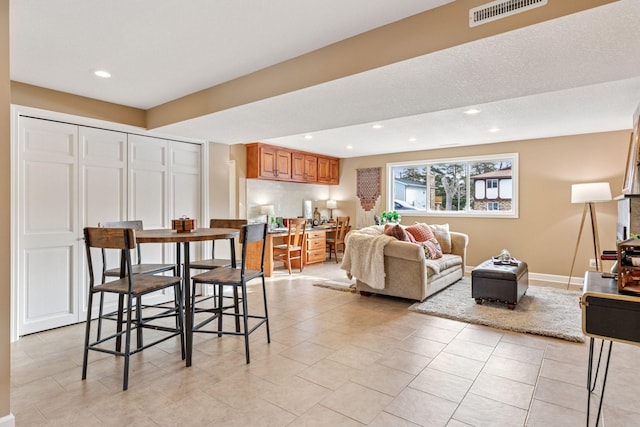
<box><xmin>568</xmin><ymin>182</ymin><xmax>612</xmax><ymax>287</ymax></box>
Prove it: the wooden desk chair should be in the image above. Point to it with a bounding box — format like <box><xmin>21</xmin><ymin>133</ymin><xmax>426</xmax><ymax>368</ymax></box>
<box><xmin>190</xmin><ymin>223</ymin><xmax>269</xmax><ymax>364</ymax></box>
<box><xmin>189</xmin><ymin>219</ymin><xmax>247</xmax><ymax>270</ymax></box>
<box><xmin>83</xmin><ymin>227</ymin><xmax>184</xmax><ymax>390</ymax></box>
<box><xmin>273</xmin><ymin>218</ymin><xmax>307</xmax><ymax>274</ymax></box>
<box><xmin>326</xmin><ymin>216</ymin><xmax>350</xmax><ymax>263</ymax></box>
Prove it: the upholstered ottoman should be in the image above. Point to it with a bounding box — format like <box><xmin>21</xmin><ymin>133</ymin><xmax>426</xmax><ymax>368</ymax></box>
<box><xmin>471</xmin><ymin>259</ymin><xmax>529</xmax><ymax>310</ymax></box>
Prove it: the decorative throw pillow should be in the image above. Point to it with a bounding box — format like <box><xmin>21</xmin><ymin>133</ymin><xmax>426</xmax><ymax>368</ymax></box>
<box><xmin>405</xmin><ymin>223</ymin><xmax>435</xmax><ymax>242</ymax></box>
<box><xmin>420</xmin><ymin>239</ymin><xmax>443</xmax><ymax>259</ymax></box>
<box><xmin>429</xmin><ymin>223</ymin><xmax>452</xmax><ymax>254</ymax></box>
<box><xmin>383</xmin><ymin>223</ymin><xmax>412</xmax><ymax>242</ymax></box>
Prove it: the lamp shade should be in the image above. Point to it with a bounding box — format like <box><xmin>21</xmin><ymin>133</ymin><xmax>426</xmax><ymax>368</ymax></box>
<box><xmin>326</xmin><ymin>199</ymin><xmax>337</xmax><ymax>209</ymax></box>
<box><xmin>260</xmin><ymin>205</ymin><xmax>275</xmax><ymax>216</ymax></box>
<box><xmin>571</xmin><ymin>182</ymin><xmax>612</xmax><ymax>204</ymax></box>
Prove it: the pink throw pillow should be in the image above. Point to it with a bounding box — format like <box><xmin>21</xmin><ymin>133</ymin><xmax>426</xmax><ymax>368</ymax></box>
<box><xmin>384</xmin><ymin>224</ymin><xmax>412</xmax><ymax>242</ymax></box>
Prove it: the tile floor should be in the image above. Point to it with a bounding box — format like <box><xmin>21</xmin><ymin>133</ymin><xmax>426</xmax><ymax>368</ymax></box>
<box><xmin>10</xmin><ymin>261</ymin><xmax>640</xmax><ymax>426</ymax></box>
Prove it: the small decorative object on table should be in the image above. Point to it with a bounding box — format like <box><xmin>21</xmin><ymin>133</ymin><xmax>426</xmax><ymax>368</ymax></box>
<box><xmin>492</xmin><ymin>248</ymin><xmax>519</xmax><ymax>266</ymax></box>
<box><xmin>172</xmin><ymin>216</ymin><xmax>196</xmax><ymax>233</ymax></box>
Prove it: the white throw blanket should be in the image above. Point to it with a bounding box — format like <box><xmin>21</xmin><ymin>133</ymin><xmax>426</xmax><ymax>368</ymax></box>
<box><xmin>340</xmin><ymin>227</ymin><xmax>395</xmax><ymax>290</ymax></box>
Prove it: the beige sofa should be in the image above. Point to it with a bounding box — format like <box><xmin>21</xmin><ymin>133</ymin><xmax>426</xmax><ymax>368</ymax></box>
<box><xmin>350</xmin><ymin>225</ymin><xmax>468</xmax><ymax>301</ymax></box>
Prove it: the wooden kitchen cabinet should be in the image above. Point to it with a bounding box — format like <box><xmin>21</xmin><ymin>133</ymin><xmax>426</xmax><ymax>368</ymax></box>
<box><xmin>305</xmin><ymin>229</ymin><xmax>327</xmax><ymax>264</ymax></box>
<box><xmin>292</xmin><ymin>152</ymin><xmax>317</xmax><ymax>182</ymax></box>
<box><xmin>247</xmin><ymin>142</ymin><xmax>338</xmax><ymax>184</ymax></box>
<box><xmin>318</xmin><ymin>157</ymin><xmax>339</xmax><ymax>184</ymax></box>
<box><xmin>247</xmin><ymin>143</ymin><xmax>291</xmax><ymax>181</ymax></box>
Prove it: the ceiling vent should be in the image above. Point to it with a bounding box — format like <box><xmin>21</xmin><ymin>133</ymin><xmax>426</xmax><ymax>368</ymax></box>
<box><xmin>469</xmin><ymin>0</ymin><xmax>547</xmax><ymax>27</ymax></box>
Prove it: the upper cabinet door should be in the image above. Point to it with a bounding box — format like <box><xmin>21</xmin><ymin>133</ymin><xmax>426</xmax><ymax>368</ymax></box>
<box><xmin>292</xmin><ymin>152</ymin><xmax>317</xmax><ymax>182</ymax></box>
<box><xmin>17</xmin><ymin>117</ymin><xmax>79</xmax><ymax>335</ymax></box>
<box><xmin>275</xmin><ymin>149</ymin><xmax>292</xmax><ymax>180</ymax></box>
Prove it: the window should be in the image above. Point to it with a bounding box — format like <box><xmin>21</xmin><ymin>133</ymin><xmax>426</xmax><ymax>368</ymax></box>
<box><xmin>387</xmin><ymin>153</ymin><xmax>518</xmax><ymax>218</ymax></box>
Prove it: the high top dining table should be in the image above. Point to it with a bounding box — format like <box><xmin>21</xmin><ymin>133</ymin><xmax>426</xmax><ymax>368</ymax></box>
<box><xmin>136</xmin><ymin>227</ymin><xmax>240</xmax><ymax>367</ymax></box>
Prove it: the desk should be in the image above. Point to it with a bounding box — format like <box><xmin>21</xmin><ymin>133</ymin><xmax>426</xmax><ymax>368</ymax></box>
<box><xmin>581</xmin><ymin>271</ymin><xmax>640</xmax><ymax>425</ymax></box>
<box><xmin>246</xmin><ymin>226</ymin><xmax>335</xmax><ymax>277</ymax></box>
<box><xmin>136</xmin><ymin>227</ymin><xmax>240</xmax><ymax>367</ymax></box>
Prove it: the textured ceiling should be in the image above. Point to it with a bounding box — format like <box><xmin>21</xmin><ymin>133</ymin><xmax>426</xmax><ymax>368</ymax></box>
<box><xmin>10</xmin><ymin>0</ymin><xmax>640</xmax><ymax>158</ymax></box>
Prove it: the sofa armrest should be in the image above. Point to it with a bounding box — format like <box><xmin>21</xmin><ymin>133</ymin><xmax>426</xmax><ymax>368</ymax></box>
<box><xmin>450</xmin><ymin>232</ymin><xmax>469</xmax><ymax>273</ymax></box>
<box><xmin>383</xmin><ymin>240</ymin><xmax>426</xmax><ymax>262</ymax></box>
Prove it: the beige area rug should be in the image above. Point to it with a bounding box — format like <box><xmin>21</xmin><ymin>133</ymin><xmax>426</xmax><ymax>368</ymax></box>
<box><xmin>409</xmin><ymin>278</ymin><xmax>585</xmax><ymax>343</ymax></box>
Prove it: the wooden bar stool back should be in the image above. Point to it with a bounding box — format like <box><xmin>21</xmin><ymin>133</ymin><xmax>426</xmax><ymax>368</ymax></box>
<box><xmin>189</xmin><ymin>219</ymin><xmax>247</xmax><ymax>270</ymax></box>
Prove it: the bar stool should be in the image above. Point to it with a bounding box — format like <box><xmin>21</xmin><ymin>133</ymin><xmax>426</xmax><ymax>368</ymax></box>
<box><xmin>189</xmin><ymin>223</ymin><xmax>269</xmax><ymax>363</ymax></box>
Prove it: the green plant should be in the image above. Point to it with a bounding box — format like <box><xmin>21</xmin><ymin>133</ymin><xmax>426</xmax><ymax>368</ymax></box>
<box><xmin>381</xmin><ymin>210</ymin><xmax>400</xmax><ymax>224</ymax></box>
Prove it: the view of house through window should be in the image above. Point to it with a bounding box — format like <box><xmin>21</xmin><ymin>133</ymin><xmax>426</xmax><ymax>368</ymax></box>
<box><xmin>388</xmin><ymin>153</ymin><xmax>518</xmax><ymax>217</ymax></box>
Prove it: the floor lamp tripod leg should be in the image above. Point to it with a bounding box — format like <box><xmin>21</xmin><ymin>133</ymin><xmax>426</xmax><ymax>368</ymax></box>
<box><xmin>590</xmin><ymin>203</ymin><xmax>602</xmax><ymax>273</ymax></box>
<box><xmin>568</xmin><ymin>204</ymin><xmax>589</xmax><ymax>289</ymax></box>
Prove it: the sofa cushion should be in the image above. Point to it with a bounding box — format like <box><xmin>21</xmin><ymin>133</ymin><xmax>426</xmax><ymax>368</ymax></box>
<box><xmin>384</xmin><ymin>223</ymin><xmax>412</xmax><ymax>241</ymax></box>
<box><xmin>405</xmin><ymin>223</ymin><xmax>434</xmax><ymax>242</ymax></box>
<box><xmin>425</xmin><ymin>254</ymin><xmax>462</xmax><ymax>275</ymax></box>
<box><xmin>429</xmin><ymin>223</ymin><xmax>452</xmax><ymax>254</ymax></box>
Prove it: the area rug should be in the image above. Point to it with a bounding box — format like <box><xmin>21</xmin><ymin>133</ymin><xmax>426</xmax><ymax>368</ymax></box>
<box><xmin>409</xmin><ymin>278</ymin><xmax>585</xmax><ymax>343</ymax></box>
<box><xmin>312</xmin><ymin>281</ymin><xmax>356</xmax><ymax>293</ymax></box>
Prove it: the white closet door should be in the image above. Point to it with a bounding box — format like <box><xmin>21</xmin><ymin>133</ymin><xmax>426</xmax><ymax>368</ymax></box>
<box><xmin>171</xmin><ymin>141</ymin><xmax>201</xmax><ymax>222</ymax></box>
<box><xmin>18</xmin><ymin>117</ymin><xmax>79</xmax><ymax>335</ymax></box>
<box><xmin>128</xmin><ymin>134</ymin><xmax>171</xmax><ymax>265</ymax></box>
<box><xmin>171</xmin><ymin>141</ymin><xmax>202</xmax><ymax>261</ymax></box>
<box><xmin>78</xmin><ymin>126</ymin><xmax>127</xmax><ymax>319</ymax></box>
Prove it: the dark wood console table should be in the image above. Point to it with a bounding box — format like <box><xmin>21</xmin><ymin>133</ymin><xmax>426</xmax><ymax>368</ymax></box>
<box><xmin>581</xmin><ymin>271</ymin><xmax>640</xmax><ymax>426</ymax></box>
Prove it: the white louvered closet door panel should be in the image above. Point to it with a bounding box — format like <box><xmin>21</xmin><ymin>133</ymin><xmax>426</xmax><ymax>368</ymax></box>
<box><xmin>128</xmin><ymin>134</ymin><xmax>172</xmax><ymax>266</ymax></box>
<box><xmin>78</xmin><ymin>126</ymin><xmax>127</xmax><ymax>320</ymax></box>
<box><xmin>17</xmin><ymin>117</ymin><xmax>79</xmax><ymax>335</ymax></box>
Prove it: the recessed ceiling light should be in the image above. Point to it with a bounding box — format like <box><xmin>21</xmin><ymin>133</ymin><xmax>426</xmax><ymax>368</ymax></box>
<box><xmin>94</xmin><ymin>70</ymin><xmax>111</xmax><ymax>78</ymax></box>
<box><xmin>346</xmin><ymin>145</ymin><xmax>353</xmax><ymax>150</ymax></box>
<box><xmin>304</xmin><ymin>134</ymin><xmax>313</xmax><ymax>140</ymax></box>
<box><xmin>408</xmin><ymin>137</ymin><xmax>417</xmax><ymax>142</ymax></box>
<box><xmin>488</xmin><ymin>127</ymin><xmax>501</xmax><ymax>133</ymax></box>
<box><xmin>372</xmin><ymin>124</ymin><xmax>383</xmax><ymax>129</ymax></box>
<box><xmin>464</xmin><ymin>108</ymin><xmax>481</xmax><ymax>115</ymax></box>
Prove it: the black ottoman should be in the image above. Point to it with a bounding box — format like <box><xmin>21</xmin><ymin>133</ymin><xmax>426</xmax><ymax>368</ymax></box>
<box><xmin>471</xmin><ymin>259</ymin><xmax>529</xmax><ymax>310</ymax></box>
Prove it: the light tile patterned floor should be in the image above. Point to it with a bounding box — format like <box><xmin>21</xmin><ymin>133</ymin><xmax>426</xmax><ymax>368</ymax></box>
<box><xmin>11</xmin><ymin>262</ymin><xmax>640</xmax><ymax>426</ymax></box>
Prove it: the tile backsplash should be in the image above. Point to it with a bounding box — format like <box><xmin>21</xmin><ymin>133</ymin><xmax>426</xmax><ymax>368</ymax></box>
<box><xmin>246</xmin><ymin>179</ymin><xmax>332</xmax><ymax>222</ymax></box>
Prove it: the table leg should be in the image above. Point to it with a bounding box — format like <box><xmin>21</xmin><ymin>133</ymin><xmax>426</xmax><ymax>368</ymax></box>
<box><xmin>586</xmin><ymin>338</ymin><xmax>612</xmax><ymax>426</ymax></box>
<box><xmin>183</xmin><ymin>242</ymin><xmax>193</xmax><ymax>367</ymax></box>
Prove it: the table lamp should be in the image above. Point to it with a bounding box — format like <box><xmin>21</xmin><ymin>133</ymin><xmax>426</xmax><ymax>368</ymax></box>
<box><xmin>568</xmin><ymin>182</ymin><xmax>612</xmax><ymax>286</ymax></box>
<box><xmin>326</xmin><ymin>199</ymin><xmax>337</xmax><ymax>220</ymax></box>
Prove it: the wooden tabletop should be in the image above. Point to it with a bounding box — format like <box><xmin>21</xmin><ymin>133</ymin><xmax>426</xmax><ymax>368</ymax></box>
<box><xmin>135</xmin><ymin>227</ymin><xmax>239</xmax><ymax>243</ymax></box>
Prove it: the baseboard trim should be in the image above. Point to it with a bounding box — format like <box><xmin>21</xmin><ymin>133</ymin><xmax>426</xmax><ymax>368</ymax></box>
<box><xmin>0</xmin><ymin>413</ymin><xmax>15</xmax><ymax>427</ymax></box>
<box><xmin>466</xmin><ymin>265</ymin><xmax>587</xmax><ymax>290</ymax></box>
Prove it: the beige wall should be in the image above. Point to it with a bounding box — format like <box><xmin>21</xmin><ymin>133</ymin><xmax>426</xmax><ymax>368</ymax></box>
<box><xmin>11</xmin><ymin>81</ymin><xmax>145</xmax><ymax>127</ymax></box>
<box><xmin>337</xmin><ymin>131</ymin><xmax>629</xmax><ymax>277</ymax></box>
<box><xmin>1</xmin><ymin>0</ymin><xmax>11</xmax><ymax>422</ymax></box>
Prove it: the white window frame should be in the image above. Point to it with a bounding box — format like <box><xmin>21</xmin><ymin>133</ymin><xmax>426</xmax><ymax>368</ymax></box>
<box><xmin>386</xmin><ymin>153</ymin><xmax>519</xmax><ymax>218</ymax></box>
